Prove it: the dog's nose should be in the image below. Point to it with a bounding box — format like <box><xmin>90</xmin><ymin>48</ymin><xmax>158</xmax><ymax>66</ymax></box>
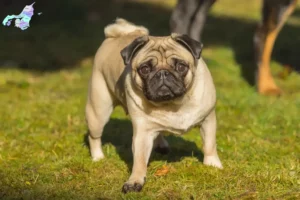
<box><xmin>155</xmin><ymin>70</ymin><xmax>170</xmax><ymax>79</ymax></box>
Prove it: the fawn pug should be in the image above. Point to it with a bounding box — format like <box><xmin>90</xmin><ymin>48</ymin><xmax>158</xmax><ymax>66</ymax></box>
<box><xmin>85</xmin><ymin>18</ymin><xmax>222</xmax><ymax>193</ymax></box>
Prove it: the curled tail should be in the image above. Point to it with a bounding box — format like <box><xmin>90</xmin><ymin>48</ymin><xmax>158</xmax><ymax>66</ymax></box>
<box><xmin>104</xmin><ymin>18</ymin><xmax>149</xmax><ymax>38</ymax></box>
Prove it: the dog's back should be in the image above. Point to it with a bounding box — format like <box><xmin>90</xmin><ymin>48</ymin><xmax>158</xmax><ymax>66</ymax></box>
<box><xmin>94</xmin><ymin>18</ymin><xmax>149</xmax><ymax>75</ymax></box>
<box><xmin>104</xmin><ymin>18</ymin><xmax>149</xmax><ymax>38</ymax></box>
<box><xmin>90</xmin><ymin>19</ymin><xmax>149</xmax><ymax>106</ymax></box>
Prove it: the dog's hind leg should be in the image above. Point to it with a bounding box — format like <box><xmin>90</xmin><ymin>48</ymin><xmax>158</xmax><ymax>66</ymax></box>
<box><xmin>153</xmin><ymin>133</ymin><xmax>170</xmax><ymax>154</ymax></box>
<box><xmin>254</xmin><ymin>0</ymin><xmax>297</xmax><ymax>95</ymax></box>
<box><xmin>85</xmin><ymin>73</ymin><xmax>114</xmax><ymax>161</ymax></box>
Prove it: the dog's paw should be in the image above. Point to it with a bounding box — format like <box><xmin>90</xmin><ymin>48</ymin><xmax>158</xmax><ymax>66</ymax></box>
<box><xmin>203</xmin><ymin>155</ymin><xmax>223</xmax><ymax>169</ymax></box>
<box><xmin>154</xmin><ymin>146</ymin><xmax>170</xmax><ymax>155</ymax></box>
<box><xmin>92</xmin><ymin>155</ymin><xmax>104</xmax><ymax>162</ymax></box>
<box><xmin>260</xmin><ymin>87</ymin><xmax>282</xmax><ymax>96</ymax></box>
<box><xmin>122</xmin><ymin>182</ymin><xmax>143</xmax><ymax>193</ymax></box>
<box><xmin>91</xmin><ymin>149</ymin><xmax>105</xmax><ymax>162</ymax></box>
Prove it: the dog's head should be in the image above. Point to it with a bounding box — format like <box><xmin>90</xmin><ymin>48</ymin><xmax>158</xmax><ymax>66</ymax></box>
<box><xmin>121</xmin><ymin>33</ymin><xmax>203</xmax><ymax>102</ymax></box>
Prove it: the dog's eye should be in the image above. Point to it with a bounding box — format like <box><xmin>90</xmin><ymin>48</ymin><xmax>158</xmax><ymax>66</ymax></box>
<box><xmin>176</xmin><ymin>62</ymin><xmax>188</xmax><ymax>73</ymax></box>
<box><xmin>139</xmin><ymin>65</ymin><xmax>151</xmax><ymax>75</ymax></box>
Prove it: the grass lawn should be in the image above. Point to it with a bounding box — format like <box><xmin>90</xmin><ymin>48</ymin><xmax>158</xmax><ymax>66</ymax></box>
<box><xmin>0</xmin><ymin>0</ymin><xmax>299</xmax><ymax>199</ymax></box>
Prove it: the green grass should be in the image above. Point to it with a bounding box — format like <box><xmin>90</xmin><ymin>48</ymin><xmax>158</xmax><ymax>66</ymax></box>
<box><xmin>0</xmin><ymin>0</ymin><xmax>300</xmax><ymax>199</ymax></box>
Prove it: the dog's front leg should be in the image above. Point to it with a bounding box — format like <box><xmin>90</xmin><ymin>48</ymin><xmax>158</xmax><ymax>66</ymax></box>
<box><xmin>200</xmin><ymin>109</ymin><xmax>223</xmax><ymax>169</ymax></box>
<box><xmin>122</xmin><ymin>123</ymin><xmax>158</xmax><ymax>193</ymax></box>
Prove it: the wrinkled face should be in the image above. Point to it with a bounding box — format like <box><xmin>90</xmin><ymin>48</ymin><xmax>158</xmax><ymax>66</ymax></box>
<box><xmin>121</xmin><ymin>34</ymin><xmax>203</xmax><ymax>102</ymax></box>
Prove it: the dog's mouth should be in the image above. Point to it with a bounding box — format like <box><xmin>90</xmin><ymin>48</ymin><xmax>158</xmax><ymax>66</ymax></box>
<box><xmin>140</xmin><ymin>69</ymin><xmax>187</xmax><ymax>102</ymax></box>
<box><xmin>144</xmin><ymin>83</ymin><xmax>186</xmax><ymax>102</ymax></box>
<box><xmin>152</xmin><ymin>85</ymin><xmax>174</xmax><ymax>101</ymax></box>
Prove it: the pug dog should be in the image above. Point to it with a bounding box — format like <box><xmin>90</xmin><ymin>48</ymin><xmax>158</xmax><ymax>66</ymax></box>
<box><xmin>85</xmin><ymin>18</ymin><xmax>223</xmax><ymax>193</ymax></box>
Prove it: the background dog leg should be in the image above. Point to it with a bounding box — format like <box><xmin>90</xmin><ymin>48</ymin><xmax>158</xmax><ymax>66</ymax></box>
<box><xmin>200</xmin><ymin>110</ymin><xmax>222</xmax><ymax>169</ymax></box>
<box><xmin>153</xmin><ymin>133</ymin><xmax>170</xmax><ymax>154</ymax></box>
<box><xmin>85</xmin><ymin>74</ymin><xmax>114</xmax><ymax>161</ymax></box>
<box><xmin>122</xmin><ymin>127</ymin><xmax>158</xmax><ymax>193</ymax></box>
<box><xmin>170</xmin><ymin>0</ymin><xmax>200</xmax><ymax>35</ymax></box>
<box><xmin>189</xmin><ymin>0</ymin><xmax>217</xmax><ymax>41</ymax></box>
<box><xmin>254</xmin><ymin>0</ymin><xmax>297</xmax><ymax>95</ymax></box>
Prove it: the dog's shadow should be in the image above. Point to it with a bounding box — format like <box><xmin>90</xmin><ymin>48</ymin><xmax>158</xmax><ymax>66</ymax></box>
<box><xmin>83</xmin><ymin>118</ymin><xmax>203</xmax><ymax>170</ymax></box>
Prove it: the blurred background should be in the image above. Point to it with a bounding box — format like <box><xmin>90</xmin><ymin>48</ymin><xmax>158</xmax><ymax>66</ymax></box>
<box><xmin>0</xmin><ymin>0</ymin><xmax>173</xmax><ymax>71</ymax></box>
<box><xmin>1</xmin><ymin>0</ymin><xmax>300</xmax><ymax>73</ymax></box>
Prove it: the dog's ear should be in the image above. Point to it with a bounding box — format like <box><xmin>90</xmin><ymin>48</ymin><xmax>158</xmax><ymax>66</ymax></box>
<box><xmin>171</xmin><ymin>33</ymin><xmax>203</xmax><ymax>60</ymax></box>
<box><xmin>121</xmin><ymin>35</ymin><xmax>149</xmax><ymax>66</ymax></box>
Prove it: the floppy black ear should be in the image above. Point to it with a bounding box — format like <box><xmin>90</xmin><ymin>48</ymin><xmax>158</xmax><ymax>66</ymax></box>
<box><xmin>171</xmin><ymin>33</ymin><xmax>203</xmax><ymax>59</ymax></box>
<box><xmin>120</xmin><ymin>35</ymin><xmax>149</xmax><ymax>66</ymax></box>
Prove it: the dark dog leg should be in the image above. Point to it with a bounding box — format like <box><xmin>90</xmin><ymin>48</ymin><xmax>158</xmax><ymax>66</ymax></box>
<box><xmin>170</xmin><ymin>0</ymin><xmax>200</xmax><ymax>35</ymax></box>
<box><xmin>189</xmin><ymin>0</ymin><xmax>217</xmax><ymax>41</ymax></box>
<box><xmin>170</xmin><ymin>0</ymin><xmax>216</xmax><ymax>41</ymax></box>
<box><xmin>254</xmin><ymin>0</ymin><xmax>297</xmax><ymax>95</ymax></box>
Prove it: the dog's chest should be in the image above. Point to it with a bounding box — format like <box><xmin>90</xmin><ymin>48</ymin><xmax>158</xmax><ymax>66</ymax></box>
<box><xmin>148</xmin><ymin>103</ymin><xmax>208</xmax><ymax>134</ymax></box>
